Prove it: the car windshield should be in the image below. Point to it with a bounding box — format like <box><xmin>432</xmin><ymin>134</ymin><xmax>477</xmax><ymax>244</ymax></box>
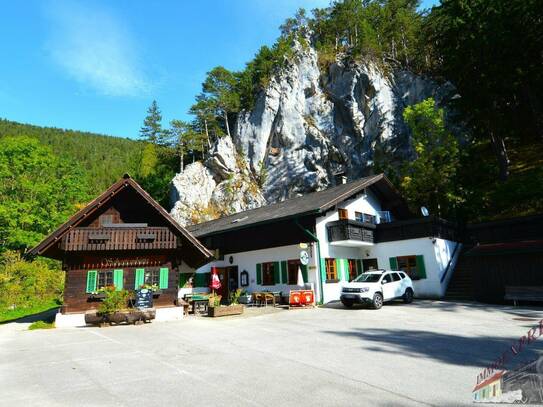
<box><xmin>353</xmin><ymin>273</ymin><xmax>382</xmax><ymax>283</ymax></box>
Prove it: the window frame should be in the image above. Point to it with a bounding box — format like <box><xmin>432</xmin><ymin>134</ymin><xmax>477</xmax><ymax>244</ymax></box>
<box><xmin>97</xmin><ymin>270</ymin><xmax>113</xmax><ymax>289</ymax></box>
<box><xmin>287</xmin><ymin>260</ymin><xmax>300</xmax><ymax>285</ymax></box>
<box><xmin>396</xmin><ymin>255</ymin><xmax>419</xmax><ymax>280</ymax></box>
<box><xmin>338</xmin><ymin>208</ymin><xmax>348</xmax><ymax>220</ymax></box>
<box><xmin>144</xmin><ymin>268</ymin><xmax>161</xmax><ymax>287</ymax></box>
<box><xmin>325</xmin><ymin>258</ymin><xmax>338</xmax><ymax>282</ymax></box>
<box><xmin>262</xmin><ymin>262</ymin><xmax>275</xmax><ymax>286</ymax></box>
<box><xmin>348</xmin><ymin>259</ymin><xmax>360</xmax><ymax>281</ymax></box>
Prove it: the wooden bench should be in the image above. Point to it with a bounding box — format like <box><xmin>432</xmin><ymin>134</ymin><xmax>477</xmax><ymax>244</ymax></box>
<box><xmin>505</xmin><ymin>286</ymin><xmax>543</xmax><ymax>306</ymax></box>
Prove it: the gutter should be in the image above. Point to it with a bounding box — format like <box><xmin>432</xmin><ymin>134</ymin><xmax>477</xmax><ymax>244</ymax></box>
<box><xmin>294</xmin><ymin>219</ymin><xmax>325</xmax><ymax>305</ymax></box>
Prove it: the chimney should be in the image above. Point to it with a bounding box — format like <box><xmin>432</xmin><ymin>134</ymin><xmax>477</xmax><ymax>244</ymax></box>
<box><xmin>334</xmin><ymin>171</ymin><xmax>347</xmax><ymax>185</ymax></box>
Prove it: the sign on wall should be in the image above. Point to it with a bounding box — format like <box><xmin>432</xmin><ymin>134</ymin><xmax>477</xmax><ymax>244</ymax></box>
<box><xmin>300</xmin><ymin>250</ymin><xmax>309</xmax><ymax>265</ymax></box>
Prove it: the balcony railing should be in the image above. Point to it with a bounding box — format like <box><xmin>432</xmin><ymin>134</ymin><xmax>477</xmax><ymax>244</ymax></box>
<box><xmin>60</xmin><ymin>226</ymin><xmax>177</xmax><ymax>252</ymax></box>
<box><xmin>375</xmin><ymin>215</ymin><xmax>459</xmax><ymax>243</ymax></box>
<box><xmin>327</xmin><ymin>219</ymin><xmax>376</xmax><ymax>244</ymax></box>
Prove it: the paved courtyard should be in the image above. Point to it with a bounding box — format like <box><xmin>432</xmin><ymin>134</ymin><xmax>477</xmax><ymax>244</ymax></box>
<box><xmin>1</xmin><ymin>301</ymin><xmax>543</xmax><ymax>406</ymax></box>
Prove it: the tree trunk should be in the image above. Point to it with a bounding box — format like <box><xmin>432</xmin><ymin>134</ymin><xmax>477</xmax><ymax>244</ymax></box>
<box><xmin>490</xmin><ymin>130</ymin><xmax>510</xmax><ymax>182</ymax></box>
<box><xmin>180</xmin><ymin>144</ymin><xmax>184</xmax><ymax>173</ymax></box>
<box><xmin>522</xmin><ymin>84</ymin><xmax>543</xmax><ymax>142</ymax></box>
<box><xmin>204</xmin><ymin>119</ymin><xmax>211</xmax><ymax>148</ymax></box>
<box><xmin>224</xmin><ymin>111</ymin><xmax>231</xmax><ymax>138</ymax></box>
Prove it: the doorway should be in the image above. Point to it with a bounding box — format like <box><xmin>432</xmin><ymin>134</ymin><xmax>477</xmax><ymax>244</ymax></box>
<box><xmin>362</xmin><ymin>258</ymin><xmax>379</xmax><ymax>272</ymax></box>
<box><xmin>215</xmin><ymin>266</ymin><xmax>239</xmax><ymax>302</ymax></box>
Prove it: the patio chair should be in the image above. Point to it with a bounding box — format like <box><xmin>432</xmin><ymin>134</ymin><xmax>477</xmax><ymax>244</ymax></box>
<box><xmin>252</xmin><ymin>292</ymin><xmax>263</xmax><ymax>307</ymax></box>
<box><xmin>262</xmin><ymin>292</ymin><xmax>275</xmax><ymax>307</ymax></box>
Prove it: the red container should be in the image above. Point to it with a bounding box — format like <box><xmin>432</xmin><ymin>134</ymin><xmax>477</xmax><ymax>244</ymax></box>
<box><xmin>301</xmin><ymin>290</ymin><xmax>314</xmax><ymax>305</ymax></box>
<box><xmin>289</xmin><ymin>291</ymin><xmax>302</xmax><ymax>306</ymax></box>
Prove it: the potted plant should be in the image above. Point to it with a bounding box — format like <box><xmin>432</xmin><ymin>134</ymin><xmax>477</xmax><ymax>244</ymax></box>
<box><xmin>84</xmin><ymin>286</ymin><xmax>155</xmax><ymax>326</ymax></box>
<box><xmin>140</xmin><ymin>283</ymin><xmax>162</xmax><ymax>297</ymax></box>
<box><xmin>207</xmin><ymin>289</ymin><xmax>244</xmax><ymax>317</ymax></box>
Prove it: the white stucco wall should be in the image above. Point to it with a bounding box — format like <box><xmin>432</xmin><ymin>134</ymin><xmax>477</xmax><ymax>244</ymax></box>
<box><xmin>315</xmin><ymin>190</ymin><xmax>382</xmax><ymax>302</ymax></box>
<box><xmin>367</xmin><ymin>237</ymin><xmax>461</xmax><ymax>298</ymax></box>
<box><xmin>187</xmin><ymin>243</ymin><xmax>321</xmax><ymax>299</ymax></box>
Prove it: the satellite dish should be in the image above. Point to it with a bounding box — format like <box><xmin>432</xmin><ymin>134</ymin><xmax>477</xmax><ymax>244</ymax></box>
<box><xmin>421</xmin><ymin>206</ymin><xmax>429</xmax><ymax>217</ymax></box>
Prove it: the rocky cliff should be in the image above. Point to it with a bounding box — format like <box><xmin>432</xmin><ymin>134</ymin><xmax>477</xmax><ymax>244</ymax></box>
<box><xmin>170</xmin><ymin>40</ymin><xmax>455</xmax><ymax>226</ymax></box>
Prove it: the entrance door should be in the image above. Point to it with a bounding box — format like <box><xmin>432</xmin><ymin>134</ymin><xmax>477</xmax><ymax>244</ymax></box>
<box><xmin>215</xmin><ymin>267</ymin><xmax>239</xmax><ymax>302</ymax></box>
<box><xmin>363</xmin><ymin>258</ymin><xmax>379</xmax><ymax>272</ymax></box>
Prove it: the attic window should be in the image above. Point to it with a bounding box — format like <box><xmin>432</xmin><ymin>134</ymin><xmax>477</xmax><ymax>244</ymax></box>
<box><xmin>231</xmin><ymin>216</ymin><xmax>248</xmax><ymax>224</ymax></box>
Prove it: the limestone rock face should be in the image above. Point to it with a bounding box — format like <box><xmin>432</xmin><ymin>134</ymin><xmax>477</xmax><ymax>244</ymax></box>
<box><xmin>170</xmin><ymin>40</ymin><xmax>456</xmax><ymax>225</ymax></box>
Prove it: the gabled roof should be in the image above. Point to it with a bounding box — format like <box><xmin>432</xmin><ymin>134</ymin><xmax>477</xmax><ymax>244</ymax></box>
<box><xmin>188</xmin><ymin>173</ymin><xmax>411</xmax><ymax>238</ymax></box>
<box><xmin>28</xmin><ymin>174</ymin><xmax>213</xmax><ymax>267</ymax></box>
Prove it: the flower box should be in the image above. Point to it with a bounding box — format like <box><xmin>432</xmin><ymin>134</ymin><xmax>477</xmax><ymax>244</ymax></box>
<box><xmin>207</xmin><ymin>305</ymin><xmax>244</xmax><ymax>318</ymax></box>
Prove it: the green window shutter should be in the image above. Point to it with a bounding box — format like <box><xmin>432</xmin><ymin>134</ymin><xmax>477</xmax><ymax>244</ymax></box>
<box><xmin>356</xmin><ymin>259</ymin><xmax>362</xmax><ymax>275</ymax></box>
<box><xmin>113</xmin><ymin>269</ymin><xmax>123</xmax><ymax>290</ymax></box>
<box><xmin>320</xmin><ymin>258</ymin><xmax>326</xmax><ymax>281</ymax></box>
<box><xmin>273</xmin><ymin>262</ymin><xmax>280</xmax><ymax>284</ymax></box>
<box><xmin>256</xmin><ymin>263</ymin><xmax>262</xmax><ymax>285</ymax></box>
<box><xmin>135</xmin><ymin>268</ymin><xmax>145</xmax><ymax>289</ymax></box>
<box><xmin>281</xmin><ymin>261</ymin><xmax>287</xmax><ymax>284</ymax></box>
<box><xmin>86</xmin><ymin>270</ymin><xmax>97</xmax><ymax>293</ymax></box>
<box><xmin>159</xmin><ymin>268</ymin><xmax>169</xmax><ymax>289</ymax></box>
<box><xmin>179</xmin><ymin>272</ymin><xmax>189</xmax><ymax>288</ymax></box>
<box><xmin>416</xmin><ymin>255</ymin><xmax>427</xmax><ymax>279</ymax></box>
<box><xmin>301</xmin><ymin>264</ymin><xmax>308</xmax><ymax>283</ymax></box>
<box><xmin>389</xmin><ymin>257</ymin><xmax>398</xmax><ymax>270</ymax></box>
<box><xmin>343</xmin><ymin>259</ymin><xmax>350</xmax><ymax>281</ymax></box>
<box><xmin>194</xmin><ymin>272</ymin><xmax>208</xmax><ymax>288</ymax></box>
<box><xmin>335</xmin><ymin>259</ymin><xmax>342</xmax><ymax>280</ymax></box>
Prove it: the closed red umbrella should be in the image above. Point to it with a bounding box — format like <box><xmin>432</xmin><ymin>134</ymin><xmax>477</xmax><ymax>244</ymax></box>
<box><xmin>210</xmin><ymin>267</ymin><xmax>221</xmax><ymax>293</ymax></box>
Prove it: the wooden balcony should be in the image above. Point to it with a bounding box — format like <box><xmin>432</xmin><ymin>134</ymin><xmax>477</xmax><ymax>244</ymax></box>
<box><xmin>60</xmin><ymin>227</ymin><xmax>178</xmax><ymax>252</ymax></box>
<box><xmin>375</xmin><ymin>215</ymin><xmax>459</xmax><ymax>243</ymax></box>
<box><xmin>326</xmin><ymin>219</ymin><xmax>375</xmax><ymax>247</ymax></box>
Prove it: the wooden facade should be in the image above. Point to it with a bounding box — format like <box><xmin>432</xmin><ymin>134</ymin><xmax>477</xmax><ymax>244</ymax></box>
<box><xmin>29</xmin><ymin>174</ymin><xmax>213</xmax><ymax>314</ymax></box>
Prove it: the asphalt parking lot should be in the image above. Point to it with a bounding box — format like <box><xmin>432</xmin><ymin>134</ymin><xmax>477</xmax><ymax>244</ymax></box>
<box><xmin>1</xmin><ymin>300</ymin><xmax>543</xmax><ymax>407</ymax></box>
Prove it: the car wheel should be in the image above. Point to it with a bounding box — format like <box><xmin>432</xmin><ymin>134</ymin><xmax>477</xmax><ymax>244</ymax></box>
<box><xmin>403</xmin><ymin>288</ymin><xmax>414</xmax><ymax>304</ymax></box>
<box><xmin>341</xmin><ymin>299</ymin><xmax>354</xmax><ymax>308</ymax></box>
<box><xmin>372</xmin><ymin>292</ymin><xmax>383</xmax><ymax>309</ymax></box>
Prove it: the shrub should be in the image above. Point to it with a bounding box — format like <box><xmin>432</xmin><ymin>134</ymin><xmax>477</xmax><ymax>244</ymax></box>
<box><xmin>0</xmin><ymin>251</ymin><xmax>63</xmax><ymax>311</ymax></box>
<box><xmin>97</xmin><ymin>287</ymin><xmax>131</xmax><ymax>315</ymax></box>
<box><xmin>28</xmin><ymin>320</ymin><xmax>55</xmax><ymax>330</ymax></box>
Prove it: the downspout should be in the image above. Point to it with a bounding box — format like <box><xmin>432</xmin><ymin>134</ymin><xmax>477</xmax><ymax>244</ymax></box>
<box><xmin>295</xmin><ymin>219</ymin><xmax>325</xmax><ymax>305</ymax></box>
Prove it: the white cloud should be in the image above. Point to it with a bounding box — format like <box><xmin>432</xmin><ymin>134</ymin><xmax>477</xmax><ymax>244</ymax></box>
<box><xmin>43</xmin><ymin>1</ymin><xmax>151</xmax><ymax>97</ymax></box>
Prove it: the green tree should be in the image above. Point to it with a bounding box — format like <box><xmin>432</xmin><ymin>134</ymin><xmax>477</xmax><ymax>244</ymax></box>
<box><xmin>201</xmin><ymin>67</ymin><xmax>240</xmax><ymax>138</ymax></box>
<box><xmin>169</xmin><ymin>119</ymin><xmax>206</xmax><ymax>172</ymax></box>
<box><xmin>400</xmin><ymin>98</ymin><xmax>461</xmax><ymax>217</ymax></box>
<box><xmin>424</xmin><ymin>0</ymin><xmax>543</xmax><ymax>180</ymax></box>
<box><xmin>0</xmin><ymin>137</ymin><xmax>89</xmax><ymax>251</ymax></box>
<box><xmin>139</xmin><ymin>100</ymin><xmax>168</xmax><ymax>144</ymax></box>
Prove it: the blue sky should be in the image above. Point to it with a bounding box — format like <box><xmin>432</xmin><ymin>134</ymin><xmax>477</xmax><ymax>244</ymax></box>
<box><xmin>0</xmin><ymin>0</ymin><xmax>438</xmax><ymax>139</ymax></box>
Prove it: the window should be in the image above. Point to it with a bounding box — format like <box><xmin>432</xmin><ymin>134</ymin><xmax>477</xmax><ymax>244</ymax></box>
<box><xmin>397</xmin><ymin>256</ymin><xmax>418</xmax><ymax>280</ymax></box>
<box><xmin>144</xmin><ymin>269</ymin><xmax>160</xmax><ymax>286</ymax></box>
<box><xmin>391</xmin><ymin>273</ymin><xmax>401</xmax><ymax>282</ymax></box>
<box><xmin>287</xmin><ymin>260</ymin><xmax>301</xmax><ymax>284</ymax></box>
<box><xmin>354</xmin><ymin>273</ymin><xmax>381</xmax><ymax>283</ymax></box>
<box><xmin>325</xmin><ymin>258</ymin><xmax>337</xmax><ymax>281</ymax></box>
<box><xmin>97</xmin><ymin>270</ymin><xmax>113</xmax><ymax>289</ymax></box>
<box><xmin>348</xmin><ymin>259</ymin><xmax>360</xmax><ymax>280</ymax></box>
<box><xmin>399</xmin><ymin>272</ymin><xmax>407</xmax><ymax>280</ymax></box>
<box><xmin>262</xmin><ymin>262</ymin><xmax>275</xmax><ymax>286</ymax></box>
<box><xmin>338</xmin><ymin>208</ymin><xmax>348</xmax><ymax>220</ymax></box>
<box><xmin>382</xmin><ymin>274</ymin><xmax>393</xmax><ymax>284</ymax></box>
<box><xmin>355</xmin><ymin>212</ymin><xmax>376</xmax><ymax>224</ymax></box>
<box><xmin>99</xmin><ymin>214</ymin><xmax>113</xmax><ymax>226</ymax></box>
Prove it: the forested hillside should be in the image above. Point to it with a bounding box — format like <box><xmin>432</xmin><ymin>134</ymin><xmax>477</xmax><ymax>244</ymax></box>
<box><xmin>0</xmin><ymin>119</ymin><xmax>144</xmax><ymax>193</ymax></box>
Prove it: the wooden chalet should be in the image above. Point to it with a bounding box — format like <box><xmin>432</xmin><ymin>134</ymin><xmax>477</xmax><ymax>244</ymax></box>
<box><xmin>29</xmin><ymin>174</ymin><xmax>213</xmax><ymax>314</ymax></box>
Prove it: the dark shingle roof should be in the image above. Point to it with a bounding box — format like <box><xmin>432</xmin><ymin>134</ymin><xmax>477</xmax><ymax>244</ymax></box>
<box><xmin>188</xmin><ymin>174</ymin><xmax>406</xmax><ymax>238</ymax></box>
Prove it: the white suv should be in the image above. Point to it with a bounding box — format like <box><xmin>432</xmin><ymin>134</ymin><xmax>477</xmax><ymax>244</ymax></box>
<box><xmin>340</xmin><ymin>270</ymin><xmax>414</xmax><ymax>309</ymax></box>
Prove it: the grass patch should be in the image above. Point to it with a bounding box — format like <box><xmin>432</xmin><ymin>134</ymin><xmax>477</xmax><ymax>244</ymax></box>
<box><xmin>28</xmin><ymin>320</ymin><xmax>55</xmax><ymax>330</ymax></box>
<box><xmin>0</xmin><ymin>299</ymin><xmax>60</xmax><ymax>324</ymax></box>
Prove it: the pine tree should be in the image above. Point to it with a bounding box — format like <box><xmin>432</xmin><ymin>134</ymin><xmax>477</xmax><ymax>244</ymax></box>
<box><xmin>139</xmin><ymin>100</ymin><xmax>164</xmax><ymax>144</ymax></box>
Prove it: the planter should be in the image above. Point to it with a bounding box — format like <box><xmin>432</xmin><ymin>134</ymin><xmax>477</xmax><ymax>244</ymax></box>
<box><xmin>84</xmin><ymin>309</ymin><xmax>156</xmax><ymax>326</ymax></box>
<box><xmin>207</xmin><ymin>304</ymin><xmax>244</xmax><ymax>317</ymax></box>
